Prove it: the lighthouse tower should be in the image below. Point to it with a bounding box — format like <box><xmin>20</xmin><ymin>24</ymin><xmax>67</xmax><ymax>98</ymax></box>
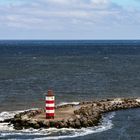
<box><xmin>46</xmin><ymin>90</ymin><xmax>55</xmax><ymax>119</ymax></box>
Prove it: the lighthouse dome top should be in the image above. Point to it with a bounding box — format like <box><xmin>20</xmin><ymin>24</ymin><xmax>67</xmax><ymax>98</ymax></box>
<box><xmin>47</xmin><ymin>90</ymin><xmax>54</xmax><ymax>96</ymax></box>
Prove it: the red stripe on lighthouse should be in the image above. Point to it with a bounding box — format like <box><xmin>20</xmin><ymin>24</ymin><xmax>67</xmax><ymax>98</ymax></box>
<box><xmin>46</xmin><ymin>101</ymin><xmax>54</xmax><ymax>104</ymax></box>
<box><xmin>46</xmin><ymin>90</ymin><xmax>55</xmax><ymax>119</ymax></box>
<box><xmin>46</xmin><ymin>113</ymin><xmax>55</xmax><ymax>117</ymax></box>
<box><xmin>46</xmin><ymin>107</ymin><xmax>54</xmax><ymax>110</ymax></box>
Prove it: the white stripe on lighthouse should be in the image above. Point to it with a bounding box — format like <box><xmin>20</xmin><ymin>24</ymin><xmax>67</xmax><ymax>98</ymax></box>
<box><xmin>46</xmin><ymin>103</ymin><xmax>55</xmax><ymax>107</ymax></box>
<box><xmin>46</xmin><ymin>96</ymin><xmax>55</xmax><ymax>101</ymax></box>
<box><xmin>46</xmin><ymin>110</ymin><xmax>55</xmax><ymax>113</ymax></box>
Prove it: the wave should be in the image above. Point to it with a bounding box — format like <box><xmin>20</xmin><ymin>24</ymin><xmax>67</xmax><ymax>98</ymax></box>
<box><xmin>0</xmin><ymin>103</ymin><xmax>115</xmax><ymax>140</ymax></box>
<box><xmin>57</xmin><ymin>102</ymin><xmax>80</xmax><ymax>106</ymax></box>
<box><xmin>0</xmin><ymin>108</ymin><xmax>38</xmax><ymax>121</ymax></box>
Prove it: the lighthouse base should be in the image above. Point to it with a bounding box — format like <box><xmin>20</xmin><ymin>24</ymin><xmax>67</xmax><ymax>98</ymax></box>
<box><xmin>46</xmin><ymin>113</ymin><xmax>54</xmax><ymax>119</ymax></box>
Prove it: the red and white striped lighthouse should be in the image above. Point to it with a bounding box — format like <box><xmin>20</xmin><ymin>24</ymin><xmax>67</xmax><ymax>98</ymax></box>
<box><xmin>46</xmin><ymin>90</ymin><xmax>55</xmax><ymax>119</ymax></box>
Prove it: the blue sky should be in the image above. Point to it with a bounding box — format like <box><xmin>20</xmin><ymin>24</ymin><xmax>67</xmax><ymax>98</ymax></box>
<box><xmin>0</xmin><ymin>0</ymin><xmax>140</xmax><ymax>39</ymax></box>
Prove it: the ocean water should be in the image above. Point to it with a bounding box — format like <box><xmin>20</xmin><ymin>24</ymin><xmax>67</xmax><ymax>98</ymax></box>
<box><xmin>0</xmin><ymin>40</ymin><xmax>140</xmax><ymax>139</ymax></box>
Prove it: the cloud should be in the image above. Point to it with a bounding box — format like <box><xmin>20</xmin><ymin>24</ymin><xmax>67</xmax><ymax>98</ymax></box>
<box><xmin>0</xmin><ymin>0</ymin><xmax>140</xmax><ymax>39</ymax></box>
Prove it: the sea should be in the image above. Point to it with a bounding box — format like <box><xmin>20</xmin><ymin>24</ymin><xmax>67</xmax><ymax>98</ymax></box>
<box><xmin>0</xmin><ymin>40</ymin><xmax>140</xmax><ymax>140</ymax></box>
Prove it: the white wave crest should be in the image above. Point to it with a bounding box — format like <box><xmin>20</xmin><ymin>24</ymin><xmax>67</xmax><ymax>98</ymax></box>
<box><xmin>57</xmin><ymin>102</ymin><xmax>80</xmax><ymax>106</ymax></box>
<box><xmin>0</xmin><ymin>108</ymin><xmax>38</xmax><ymax>121</ymax></box>
<box><xmin>36</xmin><ymin>112</ymin><xmax>115</xmax><ymax>140</ymax></box>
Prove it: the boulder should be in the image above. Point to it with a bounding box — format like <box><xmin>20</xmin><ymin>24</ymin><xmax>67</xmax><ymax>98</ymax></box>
<box><xmin>74</xmin><ymin>119</ymin><xmax>81</xmax><ymax>128</ymax></box>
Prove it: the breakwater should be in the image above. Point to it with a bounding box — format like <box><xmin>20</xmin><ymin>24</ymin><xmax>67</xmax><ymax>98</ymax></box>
<box><xmin>1</xmin><ymin>98</ymin><xmax>140</xmax><ymax>130</ymax></box>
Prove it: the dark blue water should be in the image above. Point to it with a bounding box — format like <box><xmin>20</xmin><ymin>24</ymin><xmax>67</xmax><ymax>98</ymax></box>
<box><xmin>0</xmin><ymin>40</ymin><xmax>140</xmax><ymax>139</ymax></box>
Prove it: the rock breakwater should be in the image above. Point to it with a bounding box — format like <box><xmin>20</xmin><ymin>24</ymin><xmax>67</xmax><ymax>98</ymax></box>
<box><xmin>1</xmin><ymin>98</ymin><xmax>140</xmax><ymax>130</ymax></box>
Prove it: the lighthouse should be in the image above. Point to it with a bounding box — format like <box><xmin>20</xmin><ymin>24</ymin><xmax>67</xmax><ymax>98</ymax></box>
<box><xmin>46</xmin><ymin>90</ymin><xmax>55</xmax><ymax>119</ymax></box>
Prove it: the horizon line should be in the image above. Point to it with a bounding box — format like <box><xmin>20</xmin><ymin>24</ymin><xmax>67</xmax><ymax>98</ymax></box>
<box><xmin>0</xmin><ymin>39</ymin><xmax>140</xmax><ymax>41</ymax></box>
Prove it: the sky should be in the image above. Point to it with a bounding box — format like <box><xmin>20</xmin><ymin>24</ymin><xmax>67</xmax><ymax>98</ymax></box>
<box><xmin>0</xmin><ymin>0</ymin><xmax>140</xmax><ymax>40</ymax></box>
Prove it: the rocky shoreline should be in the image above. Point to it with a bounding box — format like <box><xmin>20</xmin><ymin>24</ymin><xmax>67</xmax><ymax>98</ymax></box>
<box><xmin>1</xmin><ymin>98</ymin><xmax>140</xmax><ymax>130</ymax></box>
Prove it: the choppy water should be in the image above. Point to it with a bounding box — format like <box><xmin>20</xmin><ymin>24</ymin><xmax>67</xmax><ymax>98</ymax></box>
<box><xmin>0</xmin><ymin>40</ymin><xmax>140</xmax><ymax>139</ymax></box>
